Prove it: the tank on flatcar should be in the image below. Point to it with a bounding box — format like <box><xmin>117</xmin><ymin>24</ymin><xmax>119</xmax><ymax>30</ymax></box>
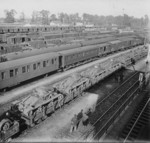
<box><xmin>53</xmin><ymin>74</ymin><xmax>90</xmax><ymax>102</ymax></box>
<box><xmin>11</xmin><ymin>87</ymin><xmax>63</xmax><ymax>126</ymax></box>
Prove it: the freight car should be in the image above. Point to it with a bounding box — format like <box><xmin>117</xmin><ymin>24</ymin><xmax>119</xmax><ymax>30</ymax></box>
<box><xmin>0</xmin><ymin>45</ymin><xmax>148</xmax><ymax>142</ymax></box>
<box><xmin>0</xmin><ymin>37</ymin><xmax>147</xmax><ymax>89</ymax></box>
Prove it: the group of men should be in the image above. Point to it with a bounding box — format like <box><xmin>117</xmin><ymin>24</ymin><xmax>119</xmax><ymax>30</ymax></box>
<box><xmin>70</xmin><ymin>108</ymin><xmax>92</xmax><ymax>133</ymax></box>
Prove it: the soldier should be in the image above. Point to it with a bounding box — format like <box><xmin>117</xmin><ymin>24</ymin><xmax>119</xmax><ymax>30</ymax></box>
<box><xmin>82</xmin><ymin>112</ymin><xmax>89</xmax><ymax>126</ymax></box>
<box><xmin>77</xmin><ymin>109</ymin><xmax>83</xmax><ymax>128</ymax></box>
<box><xmin>145</xmin><ymin>72</ymin><xmax>150</xmax><ymax>86</ymax></box>
<box><xmin>70</xmin><ymin>114</ymin><xmax>78</xmax><ymax>133</ymax></box>
<box><xmin>139</xmin><ymin>72</ymin><xmax>144</xmax><ymax>90</ymax></box>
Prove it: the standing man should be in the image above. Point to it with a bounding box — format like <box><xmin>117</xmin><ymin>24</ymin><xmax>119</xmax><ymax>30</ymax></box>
<box><xmin>77</xmin><ymin>109</ymin><xmax>83</xmax><ymax>128</ymax></box>
<box><xmin>70</xmin><ymin>114</ymin><xmax>78</xmax><ymax>133</ymax></box>
<box><xmin>139</xmin><ymin>72</ymin><xmax>144</xmax><ymax>90</ymax></box>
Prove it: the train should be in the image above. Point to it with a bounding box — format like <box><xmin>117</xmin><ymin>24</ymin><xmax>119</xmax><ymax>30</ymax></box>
<box><xmin>0</xmin><ymin>36</ymin><xmax>119</xmax><ymax>62</ymax></box>
<box><xmin>0</xmin><ymin>45</ymin><xmax>148</xmax><ymax>142</ymax></box>
<box><xmin>0</xmin><ymin>35</ymin><xmax>145</xmax><ymax>62</ymax></box>
<box><xmin>0</xmin><ymin>36</ymin><xmax>145</xmax><ymax>89</ymax></box>
<box><xmin>0</xmin><ymin>26</ymin><xmax>86</xmax><ymax>34</ymax></box>
<box><xmin>0</xmin><ymin>31</ymin><xmax>115</xmax><ymax>54</ymax></box>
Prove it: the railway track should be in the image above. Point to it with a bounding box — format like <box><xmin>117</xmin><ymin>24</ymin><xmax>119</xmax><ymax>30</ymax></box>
<box><xmin>78</xmin><ymin>71</ymin><xmax>140</xmax><ymax>141</ymax></box>
<box><xmin>120</xmin><ymin>93</ymin><xmax>150</xmax><ymax>142</ymax></box>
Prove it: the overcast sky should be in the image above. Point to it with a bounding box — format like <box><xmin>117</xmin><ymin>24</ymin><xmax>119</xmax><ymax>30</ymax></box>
<box><xmin>0</xmin><ymin>0</ymin><xmax>149</xmax><ymax>18</ymax></box>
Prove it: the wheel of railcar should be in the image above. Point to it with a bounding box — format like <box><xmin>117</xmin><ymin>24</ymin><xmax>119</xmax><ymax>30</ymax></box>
<box><xmin>42</xmin><ymin>106</ymin><xmax>47</xmax><ymax>121</ymax></box>
<box><xmin>58</xmin><ymin>94</ymin><xmax>64</xmax><ymax>107</ymax></box>
<box><xmin>0</xmin><ymin>119</ymin><xmax>11</xmax><ymax>132</ymax></box>
<box><xmin>36</xmin><ymin>107</ymin><xmax>42</xmax><ymax>124</ymax></box>
<box><xmin>72</xmin><ymin>89</ymin><xmax>76</xmax><ymax>98</ymax></box>
<box><xmin>28</xmin><ymin>110</ymin><xmax>33</xmax><ymax>117</ymax></box>
<box><xmin>79</xmin><ymin>86</ymin><xmax>82</xmax><ymax>95</ymax></box>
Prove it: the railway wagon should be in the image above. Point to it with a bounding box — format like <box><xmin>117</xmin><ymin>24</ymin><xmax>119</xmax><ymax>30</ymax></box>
<box><xmin>0</xmin><ymin>42</ymin><xmax>82</xmax><ymax>62</ymax></box>
<box><xmin>0</xmin><ymin>37</ymin><xmax>118</xmax><ymax>61</ymax></box>
<box><xmin>58</xmin><ymin>39</ymin><xmax>130</xmax><ymax>70</ymax></box>
<box><xmin>0</xmin><ymin>52</ymin><xmax>59</xmax><ymax>89</ymax></box>
<box><xmin>0</xmin><ymin>26</ymin><xmax>84</xmax><ymax>34</ymax></box>
<box><xmin>29</xmin><ymin>40</ymin><xmax>47</xmax><ymax>49</ymax></box>
<box><xmin>80</xmin><ymin>37</ymin><xmax>116</xmax><ymax>46</ymax></box>
<box><xmin>58</xmin><ymin>45</ymin><xmax>99</xmax><ymax>69</ymax></box>
<box><xmin>43</xmin><ymin>33</ymin><xmax>63</xmax><ymax>40</ymax></box>
<box><xmin>0</xmin><ymin>43</ymin><xmax>30</xmax><ymax>55</ymax></box>
<box><xmin>7</xmin><ymin>35</ymin><xmax>31</xmax><ymax>44</ymax></box>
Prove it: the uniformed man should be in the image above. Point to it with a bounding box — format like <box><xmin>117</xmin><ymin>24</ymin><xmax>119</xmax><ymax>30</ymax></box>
<box><xmin>70</xmin><ymin>114</ymin><xmax>78</xmax><ymax>133</ymax></box>
<box><xmin>139</xmin><ymin>72</ymin><xmax>144</xmax><ymax>90</ymax></box>
<box><xmin>77</xmin><ymin>109</ymin><xmax>83</xmax><ymax>128</ymax></box>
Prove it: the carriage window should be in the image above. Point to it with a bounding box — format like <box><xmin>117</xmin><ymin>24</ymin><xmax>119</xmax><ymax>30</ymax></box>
<box><xmin>43</xmin><ymin>61</ymin><xmax>46</xmax><ymax>67</ymax></box>
<box><xmin>33</xmin><ymin>64</ymin><xmax>36</xmax><ymax>70</ymax></box>
<box><xmin>22</xmin><ymin>37</ymin><xmax>25</xmax><ymax>42</ymax></box>
<box><xmin>27</xmin><ymin>65</ymin><xmax>30</xmax><ymax>72</ymax></box>
<box><xmin>15</xmin><ymin>68</ymin><xmax>18</xmax><ymax>75</ymax></box>
<box><xmin>51</xmin><ymin>59</ymin><xmax>54</xmax><ymax>64</ymax></box>
<box><xmin>46</xmin><ymin>60</ymin><xmax>49</xmax><ymax>66</ymax></box>
<box><xmin>10</xmin><ymin>70</ymin><xmax>14</xmax><ymax>77</ymax></box>
<box><xmin>37</xmin><ymin>62</ymin><xmax>40</xmax><ymax>68</ymax></box>
<box><xmin>1</xmin><ymin>72</ymin><xmax>5</xmax><ymax>80</ymax></box>
<box><xmin>104</xmin><ymin>46</ymin><xmax>106</xmax><ymax>51</ymax></box>
<box><xmin>22</xmin><ymin>66</ymin><xmax>26</xmax><ymax>73</ymax></box>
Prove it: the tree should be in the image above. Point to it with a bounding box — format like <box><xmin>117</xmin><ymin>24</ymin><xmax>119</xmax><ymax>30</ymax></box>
<box><xmin>31</xmin><ymin>11</ymin><xmax>40</xmax><ymax>24</ymax></box>
<box><xmin>144</xmin><ymin>15</ymin><xmax>149</xmax><ymax>27</ymax></box>
<box><xmin>40</xmin><ymin>10</ymin><xmax>50</xmax><ymax>25</ymax></box>
<box><xmin>50</xmin><ymin>14</ymin><xmax>57</xmax><ymax>22</ymax></box>
<box><xmin>19</xmin><ymin>12</ymin><xmax>25</xmax><ymax>22</ymax></box>
<box><xmin>4</xmin><ymin>9</ymin><xmax>17</xmax><ymax>23</ymax></box>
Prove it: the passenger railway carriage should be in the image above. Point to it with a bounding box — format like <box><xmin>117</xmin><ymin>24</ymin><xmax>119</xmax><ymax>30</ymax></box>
<box><xmin>0</xmin><ymin>52</ymin><xmax>59</xmax><ymax>89</ymax></box>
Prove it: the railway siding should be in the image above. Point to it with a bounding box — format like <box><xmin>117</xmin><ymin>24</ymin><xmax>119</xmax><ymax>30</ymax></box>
<box><xmin>120</xmin><ymin>93</ymin><xmax>150</xmax><ymax>142</ymax></box>
<box><xmin>62</xmin><ymin>71</ymin><xmax>141</xmax><ymax>141</ymax></box>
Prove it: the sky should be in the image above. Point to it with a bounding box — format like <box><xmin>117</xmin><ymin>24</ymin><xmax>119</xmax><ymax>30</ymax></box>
<box><xmin>0</xmin><ymin>0</ymin><xmax>149</xmax><ymax>18</ymax></box>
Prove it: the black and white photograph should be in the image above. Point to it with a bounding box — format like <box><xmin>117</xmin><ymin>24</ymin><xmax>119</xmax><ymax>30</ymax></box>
<box><xmin>0</xmin><ymin>0</ymin><xmax>150</xmax><ymax>142</ymax></box>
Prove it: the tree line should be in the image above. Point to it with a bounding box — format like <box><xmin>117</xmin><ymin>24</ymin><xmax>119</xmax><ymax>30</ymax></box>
<box><xmin>3</xmin><ymin>9</ymin><xmax>149</xmax><ymax>28</ymax></box>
